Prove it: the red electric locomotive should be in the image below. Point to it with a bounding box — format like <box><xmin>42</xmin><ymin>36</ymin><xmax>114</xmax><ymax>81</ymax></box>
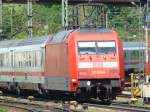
<box><xmin>0</xmin><ymin>28</ymin><xmax>124</xmax><ymax>102</ymax></box>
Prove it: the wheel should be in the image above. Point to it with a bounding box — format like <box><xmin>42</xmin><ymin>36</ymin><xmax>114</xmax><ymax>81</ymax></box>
<box><xmin>15</xmin><ymin>86</ymin><xmax>21</xmax><ymax>95</ymax></box>
<box><xmin>143</xmin><ymin>98</ymin><xmax>150</xmax><ymax>104</ymax></box>
<box><xmin>7</xmin><ymin>83</ymin><xmax>12</xmax><ymax>92</ymax></box>
<box><xmin>38</xmin><ymin>87</ymin><xmax>48</xmax><ymax>97</ymax></box>
<box><xmin>76</xmin><ymin>88</ymin><xmax>90</xmax><ymax>103</ymax></box>
<box><xmin>102</xmin><ymin>99</ymin><xmax>111</xmax><ymax>105</ymax></box>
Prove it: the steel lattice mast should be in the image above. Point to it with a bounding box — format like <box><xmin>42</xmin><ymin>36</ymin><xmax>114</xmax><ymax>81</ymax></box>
<box><xmin>62</xmin><ymin>0</ymin><xmax>68</xmax><ymax>29</ymax></box>
<box><xmin>27</xmin><ymin>0</ymin><xmax>32</xmax><ymax>38</ymax></box>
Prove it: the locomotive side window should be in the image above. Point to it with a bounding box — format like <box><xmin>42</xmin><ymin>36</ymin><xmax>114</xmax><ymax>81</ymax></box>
<box><xmin>78</xmin><ymin>42</ymin><xmax>96</xmax><ymax>54</ymax></box>
<box><xmin>97</xmin><ymin>41</ymin><xmax>116</xmax><ymax>54</ymax></box>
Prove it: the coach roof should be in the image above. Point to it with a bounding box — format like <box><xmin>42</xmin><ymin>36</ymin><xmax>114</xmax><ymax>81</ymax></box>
<box><xmin>0</xmin><ymin>36</ymin><xmax>48</xmax><ymax>48</ymax></box>
<box><xmin>123</xmin><ymin>42</ymin><xmax>145</xmax><ymax>50</ymax></box>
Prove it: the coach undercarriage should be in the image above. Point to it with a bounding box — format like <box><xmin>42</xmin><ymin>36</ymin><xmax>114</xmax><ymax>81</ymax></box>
<box><xmin>0</xmin><ymin>79</ymin><xmax>121</xmax><ymax>104</ymax></box>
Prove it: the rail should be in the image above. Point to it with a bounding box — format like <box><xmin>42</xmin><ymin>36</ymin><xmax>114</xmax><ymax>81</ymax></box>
<box><xmin>84</xmin><ymin>102</ymin><xmax>150</xmax><ymax>112</ymax></box>
<box><xmin>0</xmin><ymin>97</ymin><xmax>80</xmax><ymax>112</ymax></box>
<box><xmin>0</xmin><ymin>94</ymin><xmax>150</xmax><ymax>112</ymax></box>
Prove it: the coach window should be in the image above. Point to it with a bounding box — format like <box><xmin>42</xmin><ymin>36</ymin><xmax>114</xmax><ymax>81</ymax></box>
<box><xmin>25</xmin><ymin>51</ymin><xmax>28</xmax><ymax>67</ymax></box>
<box><xmin>29</xmin><ymin>51</ymin><xmax>32</xmax><ymax>67</ymax></box>
<box><xmin>18</xmin><ymin>52</ymin><xmax>23</xmax><ymax>67</ymax></box>
<box><xmin>36</xmin><ymin>50</ymin><xmax>42</xmax><ymax>67</ymax></box>
<box><xmin>22</xmin><ymin>52</ymin><xmax>25</xmax><ymax>67</ymax></box>
<box><xmin>17</xmin><ymin>51</ymin><xmax>26</xmax><ymax>68</ymax></box>
<box><xmin>28</xmin><ymin>51</ymin><xmax>31</xmax><ymax>67</ymax></box>
<box><xmin>124</xmin><ymin>52</ymin><xmax>127</xmax><ymax>60</ymax></box>
<box><xmin>136</xmin><ymin>51</ymin><xmax>139</xmax><ymax>60</ymax></box>
<box><xmin>0</xmin><ymin>53</ymin><xmax>4</xmax><ymax>67</ymax></box>
<box><xmin>130</xmin><ymin>51</ymin><xmax>134</xmax><ymax>60</ymax></box>
<box><xmin>32</xmin><ymin>51</ymin><xmax>35</xmax><ymax>67</ymax></box>
<box><xmin>140</xmin><ymin>50</ymin><xmax>145</xmax><ymax>61</ymax></box>
<box><xmin>25</xmin><ymin>51</ymin><xmax>30</xmax><ymax>67</ymax></box>
<box><xmin>34</xmin><ymin>51</ymin><xmax>38</xmax><ymax>67</ymax></box>
<box><xmin>130</xmin><ymin>51</ymin><xmax>137</xmax><ymax>61</ymax></box>
<box><xmin>25</xmin><ymin>51</ymin><xmax>28</xmax><ymax>66</ymax></box>
<box><xmin>132</xmin><ymin>51</ymin><xmax>138</xmax><ymax>60</ymax></box>
<box><xmin>125</xmin><ymin>51</ymin><xmax>131</xmax><ymax>61</ymax></box>
<box><xmin>4</xmin><ymin>53</ymin><xmax>10</xmax><ymax>67</ymax></box>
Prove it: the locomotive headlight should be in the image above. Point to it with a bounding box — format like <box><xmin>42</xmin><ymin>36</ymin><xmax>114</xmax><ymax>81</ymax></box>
<box><xmin>72</xmin><ymin>79</ymin><xmax>77</xmax><ymax>86</ymax></box>
<box><xmin>87</xmin><ymin>81</ymin><xmax>91</xmax><ymax>86</ymax></box>
<box><xmin>72</xmin><ymin>79</ymin><xmax>77</xmax><ymax>83</ymax></box>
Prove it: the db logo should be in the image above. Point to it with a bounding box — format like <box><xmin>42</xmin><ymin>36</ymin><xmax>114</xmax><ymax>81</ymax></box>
<box><xmin>93</xmin><ymin>62</ymin><xmax>103</xmax><ymax>67</ymax></box>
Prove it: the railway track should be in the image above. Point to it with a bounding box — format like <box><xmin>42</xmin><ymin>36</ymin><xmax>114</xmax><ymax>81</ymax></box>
<box><xmin>0</xmin><ymin>96</ymin><xmax>80</xmax><ymax>112</ymax></box>
<box><xmin>84</xmin><ymin>102</ymin><xmax>150</xmax><ymax>112</ymax></box>
<box><xmin>0</xmin><ymin>101</ymin><xmax>44</xmax><ymax>112</ymax></box>
<box><xmin>0</xmin><ymin>94</ymin><xmax>150</xmax><ymax>112</ymax></box>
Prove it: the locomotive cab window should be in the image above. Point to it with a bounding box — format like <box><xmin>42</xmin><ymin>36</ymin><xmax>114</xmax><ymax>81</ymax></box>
<box><xmin>78</xmin><ymin>41</ymin><xmax>116</xmax><ymax>55</ymax></box>
<box><xmin>97</xmin><ymin>41</ymin><xmax>116</xmax><ymax>54</ymax></box>
<box><xmin>78</xmin><ymin>42</ymin><xmax>96</xmax><ymax>54</ymax></box>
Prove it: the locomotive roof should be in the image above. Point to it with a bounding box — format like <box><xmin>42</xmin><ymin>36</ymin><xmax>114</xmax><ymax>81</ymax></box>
<box><xmin>76</xmin><ymin>27</ymin><xmax>112</xmax><ymax>33</ymax></box>
<box><xmin>51</xmin><ymin>30</ymin><xmax>73</xmax><ymax>43</ymax></box>
<box><xmin>123</xmin><ymin>42</ymin><xmax>145</xmax><ymax>51</ymax></box>
<box><xmin>51</xmin><ymin>28</ymin><xmax>112</xmax><ymax>43</ymax></box>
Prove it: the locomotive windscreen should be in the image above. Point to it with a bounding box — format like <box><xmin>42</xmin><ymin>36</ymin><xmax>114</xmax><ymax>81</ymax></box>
<box><xmin>97</xmin><ymin>41</ymin><xmax>116</xmax><ymax>54</ymax></box>
<box><xmin>78</xmin><ymin>42</ymin><xmax>96</xmax><ymax>54</ymax></box>
<box><xmin>78</xmin><ymin>41</ymin><xmax>116</xmax><ymax>55</ymax></box>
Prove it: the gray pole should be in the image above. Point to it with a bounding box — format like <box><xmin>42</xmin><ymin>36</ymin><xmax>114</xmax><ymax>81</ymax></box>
<box><xmin>10</xmin><ymin>4</ymin><xmax>13</xmax><ymax>35</ymax></box>
<box><xmin>0</xmin><ymin>0</ymin><xmax>2</xmax><ymax>33</ymax></box>
<box><xmin>105</xmin><ymin>12</ymin><xmax>108</xmax><ymax>28</ymax></box>
<box><xmin>62</xmin><ymin>0</ymin><xmax>68</xmax><ymax>29</ymax></box>
<box><xmin>27</xmin><ymin>0</ymin><xmax>32</xmax><ymax>38</ymax></box>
